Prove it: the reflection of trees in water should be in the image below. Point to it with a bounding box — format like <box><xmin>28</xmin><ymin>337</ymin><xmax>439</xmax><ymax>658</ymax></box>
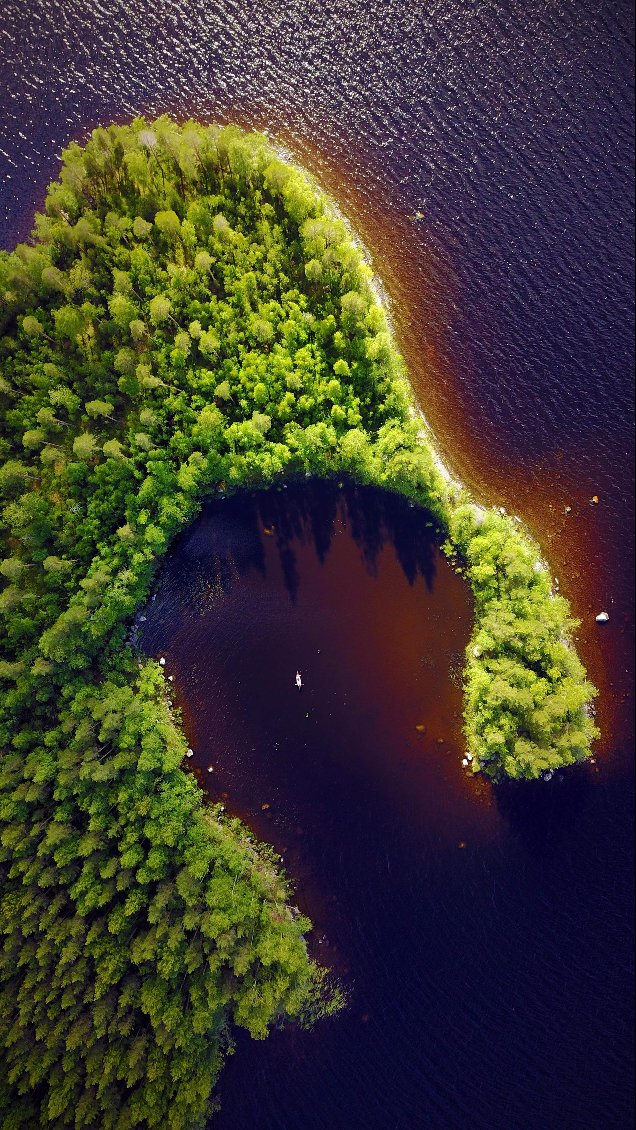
<box><xmin>151</xmin><ymin>477</ymin><xmax>442</xmax><ymax>615</ymax></box>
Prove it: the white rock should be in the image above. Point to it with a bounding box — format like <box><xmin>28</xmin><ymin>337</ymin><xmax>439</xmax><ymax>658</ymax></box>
<box><xmin>461</xmin><ymin>758</ymin><xmax>469</xmax><ymax>767</ymax></box>
<box><xmin>159</xmin><ymin>657</ymin><xmax>166</xmax><ymax>666</ymax></box>
<box><xmin>595</xmin><ymin>611</ymin><xmax>610</xmax><ymax>623</ymax></box>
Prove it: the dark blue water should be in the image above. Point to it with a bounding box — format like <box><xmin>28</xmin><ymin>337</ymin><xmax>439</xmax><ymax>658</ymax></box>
<box><xmin>1</xmin><ymin>2</ymin><xmax>633</xmax><ymax>1127</ymax></box>
<box><xmin>1</xmin><ymin>1</ymin><xmax>633</xmax><ymax>474</ymax></box>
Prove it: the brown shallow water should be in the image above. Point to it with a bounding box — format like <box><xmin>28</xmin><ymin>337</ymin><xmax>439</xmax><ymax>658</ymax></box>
<box><xmin>140</xmin><ymin>481</ymin><xmax>633</xmax><ymax>1130</ymax></box>
<box><xmin>247</xmin><ymin>134</ymin><xmax>634</xmax><ymax>767</ymax></box>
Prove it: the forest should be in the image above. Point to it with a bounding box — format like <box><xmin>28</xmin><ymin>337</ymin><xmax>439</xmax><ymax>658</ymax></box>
<box><xmin>0</xmin><ymin>117</ymin><xmax>598</xmax><ymax>1127</ymax></box>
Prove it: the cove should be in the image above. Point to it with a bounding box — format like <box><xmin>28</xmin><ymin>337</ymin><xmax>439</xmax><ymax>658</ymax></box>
<box><xmin>138</xmin><ymin>481</ymin><xmax>630</xmax><ymax>1130</ymax></box>
<box><xmin>138</xmin><ymin>478</ymin><xmax>480</xmax><ymax>887</ymax></box>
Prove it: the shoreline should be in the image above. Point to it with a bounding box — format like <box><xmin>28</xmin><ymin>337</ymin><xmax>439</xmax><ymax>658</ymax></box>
<box><xmin>0</xmin><ymin>117</ymin><xmax>601</xmax><ymax>1128</ymax></box>
<box><xmin>270</xmin><ymin>134</ymin><xmax>595</xmax><ymax>766</ymax></box>
<box><xmin>272</xmin><ymin>140</ymin><xmax>546</xmax><ymax>556</ymax></box>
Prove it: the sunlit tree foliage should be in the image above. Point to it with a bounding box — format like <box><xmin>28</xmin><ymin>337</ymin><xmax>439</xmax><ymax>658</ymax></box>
<box><xmin>0</xmin><ymin>117</ymin><xmax>596</xmax><ymax>1127</ymax></box>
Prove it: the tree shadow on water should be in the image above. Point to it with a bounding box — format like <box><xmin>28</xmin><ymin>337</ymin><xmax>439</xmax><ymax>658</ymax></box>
<box><xmin>494</xmin><ymin>764</ymin><xmax>591</xmax><ymax>858</ymax></box>
<box><xmin>251</xmin><ymin>477</ymin><xmax>439</xmax><ymax>603</ymax></box>
<box><xmin>378</xmin><ymin>494</ymin><xmax>439</xmax><ymax>590</ymax></box>
<box><xmin>253</xmin><ymin>481</ymin><xmax>340</xmax><ymax>604</ymax></box>
<box><xmin>332</xmin><ymin>480</ymin><xmax>439</xmax><ymax>589</ymax></box>
<box><xmin>155</xmin><ymin>478</ymin><xmax>442</xmax><ymax>611</ymax></box>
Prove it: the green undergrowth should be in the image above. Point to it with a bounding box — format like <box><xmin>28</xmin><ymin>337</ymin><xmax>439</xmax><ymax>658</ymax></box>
<box><xmin>0</xmin><ymin>117</ymin><xmax>597</xmax><ymax>1127</ymax></box>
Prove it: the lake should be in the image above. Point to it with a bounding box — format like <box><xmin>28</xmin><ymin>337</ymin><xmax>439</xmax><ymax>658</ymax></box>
<box><xmin>1</xmin><ymin>1</ymin><xmax>633</xmax><ymax>1126</ymax></box>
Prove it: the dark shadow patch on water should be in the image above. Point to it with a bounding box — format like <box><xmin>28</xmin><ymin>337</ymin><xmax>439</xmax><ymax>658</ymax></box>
<box><xmin>186</xmin><ymin>477</ymin><xmax>441</xmax><ymax>606</ymax></box>
<box><xmin>172</xmin><ymin>497</ymin><xmax>267</xmax><ymax>610</ymax></box>
<box><xmin>494</xmin><ymin>765</ymin><xmax>591</xmax><ymax>858</ymax></box>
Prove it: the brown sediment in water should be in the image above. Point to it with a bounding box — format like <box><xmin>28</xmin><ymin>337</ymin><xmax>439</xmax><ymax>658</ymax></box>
<box><xmin>242</xmin><ymin>128</ymin><xmax>634</xmax><ymax>764</ymax></box>
<box><xmin>140</xmin><ymin>483</ymin><xmax>501</xmax><ymax>957</ymax></box>
<box><xmin>93</xmin><ymin>100</ymin><xmax>627</xmax><ymax>768</ymax></box>
<box><xmin>18</xmin><ymin>107</ymin><xmax>631</xmax><ymax>761</ymax></box>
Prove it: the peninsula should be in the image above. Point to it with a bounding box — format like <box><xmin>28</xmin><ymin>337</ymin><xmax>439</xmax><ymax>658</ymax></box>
<box><xmin>0</xmin><ymin>118</ymin><xmax>598</xmax><ymax>1127</ymax></box>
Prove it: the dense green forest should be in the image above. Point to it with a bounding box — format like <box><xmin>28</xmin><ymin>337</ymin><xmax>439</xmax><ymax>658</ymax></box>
<box><xmin>0</xmin><ymin>118</ymin><xmax>597</xmax><ymax>1127</ymax></box>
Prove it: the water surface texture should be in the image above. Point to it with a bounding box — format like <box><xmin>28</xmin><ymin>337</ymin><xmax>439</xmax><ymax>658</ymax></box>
<box><xmin>140</xmin><ymin>483</ymin><xmax>633</xmax><ymax>1130</ymax></box>
<box><xmin>1</xmin><ymin>2</ymin><xmax>633</xmax><ymax>1127</ymax></box>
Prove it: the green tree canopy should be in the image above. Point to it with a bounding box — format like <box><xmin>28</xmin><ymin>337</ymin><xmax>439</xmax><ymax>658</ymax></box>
<box><xmin>0</xmin><ymin>115</ymin><xmax>596</xmax><ymax>1129</ymax></box>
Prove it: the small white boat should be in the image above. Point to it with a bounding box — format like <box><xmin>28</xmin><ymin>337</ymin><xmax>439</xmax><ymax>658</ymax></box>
<box><xmin>295</xmin><ymin>671</ymin><xmax>302</xmax><ymax>689</ymax></box>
